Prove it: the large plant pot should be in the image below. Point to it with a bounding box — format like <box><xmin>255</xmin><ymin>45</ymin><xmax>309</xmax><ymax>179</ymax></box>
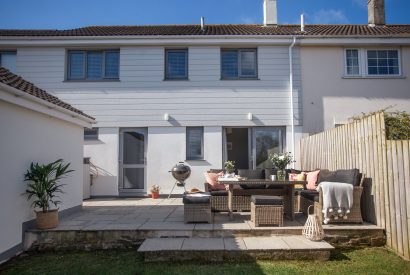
<box><xmin>36</xmin><ymin>209</ymin><xmax>59</xmax><ymax>229</ymax></box>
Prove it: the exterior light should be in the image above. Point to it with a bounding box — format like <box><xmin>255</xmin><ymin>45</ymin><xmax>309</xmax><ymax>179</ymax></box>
<box><xmin>164</xmin><ymin>113</ymin><xmax>169</xmax><ymax>121</ymax></box>
<box><xmin>247</xmin><ymin>113</ymin><xmax>253</xmax><ymax>121</ymax></box>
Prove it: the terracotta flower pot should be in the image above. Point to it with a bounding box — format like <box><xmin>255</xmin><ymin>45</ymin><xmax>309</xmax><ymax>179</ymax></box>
<box><xmin>151</xmin><ymin>192</ymin><xmax>159</xmax><ymax>199</ymax></box>
<box><xmin>36</xmin><ymin>209</ymin><xmax>59</xmax><ymax>229</ymax></box>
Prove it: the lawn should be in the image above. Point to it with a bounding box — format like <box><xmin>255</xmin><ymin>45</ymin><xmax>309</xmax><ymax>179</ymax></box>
<box><xmin>1</xmin><ymin>247</ymin><xmax>409</xmax><ymax>275</ymax></box>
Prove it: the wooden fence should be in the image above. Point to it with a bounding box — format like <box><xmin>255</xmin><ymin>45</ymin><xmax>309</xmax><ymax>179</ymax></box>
<box><xmin>300</xmin><ymin>112</ymin><xmax>410</xmax><ymax>260</ymax></box>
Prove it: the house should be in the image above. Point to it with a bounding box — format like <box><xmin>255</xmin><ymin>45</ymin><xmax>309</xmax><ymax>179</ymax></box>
<box><xmin>0</xmin><ymin>0</ymin><xmax>409</xmax><ymax>197</ymax></box>
<box><xmin>0</xmin><ymin>67</ymin><xmax>94</xmax><ymax>262</ymax></box>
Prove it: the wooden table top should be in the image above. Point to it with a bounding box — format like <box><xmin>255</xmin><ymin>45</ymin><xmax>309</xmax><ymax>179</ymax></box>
<box><xmin>218</xmin><ymin>178</ymin><xmax>306</xmax><ymax>185</ymax></box>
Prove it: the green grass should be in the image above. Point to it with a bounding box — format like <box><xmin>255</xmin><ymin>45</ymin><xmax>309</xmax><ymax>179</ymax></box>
<box><xmin>1</xmin><ymin>247</ymin><xmax>409</xmax><ymax>275</ymax></box>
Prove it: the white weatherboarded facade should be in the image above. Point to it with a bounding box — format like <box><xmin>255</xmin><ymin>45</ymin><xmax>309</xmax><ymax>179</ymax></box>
<box><xmin>10</xmin><ymin>42</ymin><xmax>302</xmax><ymax>196</ymax></box>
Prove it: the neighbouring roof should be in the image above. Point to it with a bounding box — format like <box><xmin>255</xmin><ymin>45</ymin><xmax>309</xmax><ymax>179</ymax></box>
<box><xmin>0</xmin><ymin>67</ymin><xmax>94</xmax><ymax>120</ymax></box>
<box><xmin>0</xmin><ymin>24</ymin><xmax>410</xmax><ymax>37</ymax></box>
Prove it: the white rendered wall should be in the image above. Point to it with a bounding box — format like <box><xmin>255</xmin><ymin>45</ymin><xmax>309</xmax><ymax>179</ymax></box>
<box><xmin>84</xmin><ymin>128</ymin><xmax>119</xmax><ymax>197</ymax></box>
<box><xmin>0</xmin><ymin>99</ymin><xmax>83</xmax><ymax>257</ymax></box>
<box><xmin>147</xmin><ymin>126</ymin><xmax>223</xmax><ymax>195</ymax></box>
<box><xmin>300</xmin><ymin>46</ymin><xmax>410</xmax><ymax>133</ymax></box>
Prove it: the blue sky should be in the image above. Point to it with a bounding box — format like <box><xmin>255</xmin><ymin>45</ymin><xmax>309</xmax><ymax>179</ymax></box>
<box><xmin>0</xmin><ymin>0</ymin><xmax>409</xmax><ymax>29</ymax></box>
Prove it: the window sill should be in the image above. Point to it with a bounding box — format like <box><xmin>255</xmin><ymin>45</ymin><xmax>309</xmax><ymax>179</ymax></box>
<box><xmin>64</xmin><ymin>79</ymin><xmax>120</xmax><ymax>82</ymax></box>
<box><xmin>220</xmin><ymin>78</ymin><xmax>260</xmax><ymax>81</ymax></box>
<box><xmin>185</xmin><ymin>159</ymin><xmax>206</xmax><ymax>162</ymax></box>
<box><xmin>163</xmin><ymin>78</ymin><xmax>190</xmax><ymax>81</ymax></box>
<box><xmin>342</xmin><ymin>75</ymin><xmax>405</xmax><ymax>79</ymax></box>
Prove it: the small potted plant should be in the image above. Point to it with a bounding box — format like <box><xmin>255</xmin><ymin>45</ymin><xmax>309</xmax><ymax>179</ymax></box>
<box><xmin>269</xmin><ymin>152</ymin><xmax>295</xmax><ymax>181</ymax></box>
<box><xmin>24</xmin><ymin>159</ymin><xmax>73</xmax><ymax>230</ymax></box>
<box><xmin>224</xmin><ymin>160</ymin><xmax>236</xmax><ymax>178</ymax></box>
<box><xmin>150</xmin><ymin>185</ymin><xmax>160</xmax><ymax>199</ymax></box>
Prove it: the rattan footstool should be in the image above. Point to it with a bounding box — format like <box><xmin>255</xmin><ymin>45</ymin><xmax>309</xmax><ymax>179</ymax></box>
<box><xmin>183</xmin><ymin>193</ymin><xmax>212</xmax><ymax>223</ymax></box>
<box><xmin>251</xmin><ymin>195</ymin><xmax>284</xmax><ymax>227</ymax></box>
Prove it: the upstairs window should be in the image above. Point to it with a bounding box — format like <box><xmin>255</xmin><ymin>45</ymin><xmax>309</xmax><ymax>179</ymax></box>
<box><xmin>0</xmin><ymin>51</ymin><xmax>17</xmax><ymax>73</ymax></box>
<box><xmin>165</xmin><ymin>49</ymin><xmax>188</xmax><ymax>80</ymax></box>
<box><xmin>186</xmin><ymin>127</ymin><xmax>204</xmax><ymax>160</ymax></box>
<box><xmin>221</xmin><ymin>49</ymin><xmax>257</xmax><ymax>79</ymax></box>
<box><xmin>367</xmin><ymin>50</ymin><xmax>400</xmax><ymax>76</ymax></box>
<box><xmin>344</xmin><ymin>49</ymin><xmax>401</xmax><ymax>78</ymax></box>
<box><xmin>67</xmin><ymin>50</ymin><xmax>119</xmax><ymax>81</ymax></box>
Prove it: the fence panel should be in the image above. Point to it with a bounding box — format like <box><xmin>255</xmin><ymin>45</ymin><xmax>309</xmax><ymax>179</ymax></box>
<box><xmin>300</xmin><ymin>112</ymin><xmax>410</xmax><ymax>260</ymax></box>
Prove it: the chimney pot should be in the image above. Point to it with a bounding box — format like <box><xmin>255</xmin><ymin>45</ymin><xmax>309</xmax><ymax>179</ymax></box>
<box><xmin>263</xmin><ymin>0</ymin><xmax>278</xmax><ymax>26</ymax></box>
<box><xmin>368</xmin><ymin>0</ymin><xmax>385</xmax><ymax>26</ymax></box>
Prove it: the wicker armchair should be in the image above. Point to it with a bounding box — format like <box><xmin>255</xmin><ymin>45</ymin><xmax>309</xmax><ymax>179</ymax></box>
<box><xmin>300</xmin><ymin>172</ymin><xmax>364</xmax><ymax>224</ymax></box>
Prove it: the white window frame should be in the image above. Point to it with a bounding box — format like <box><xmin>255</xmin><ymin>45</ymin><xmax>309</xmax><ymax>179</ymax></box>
<box><xmin>221</xmin><ymin>48</ymin><xmax>258</xmax><ymax>80</ymax></box>
<box><xmin>66</xmin><ymin>49</ymin><xmax>120</xmax><ymax>81</ymax></box>
<box><xmin>343</xmin><ymin>48</ymin><xmax>402</xmax><ymax>78</ymax></box>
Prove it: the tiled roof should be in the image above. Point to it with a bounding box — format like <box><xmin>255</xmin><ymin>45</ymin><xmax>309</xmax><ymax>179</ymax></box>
<box><xmin>0</xmin><ymin>67</ymin><xmax>94</xmax><ymax>120</ymax></box>
<box><xmin>0</xmin><ymin>24</ymin><xmax>410</xmax><ymax>37</ymax></box>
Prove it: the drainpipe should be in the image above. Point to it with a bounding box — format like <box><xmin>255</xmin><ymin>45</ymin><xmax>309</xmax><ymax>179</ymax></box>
<box><xmin>288</xmin><ymin>36</ymin><xmax>297</xmax><ymax>168</ymax></box>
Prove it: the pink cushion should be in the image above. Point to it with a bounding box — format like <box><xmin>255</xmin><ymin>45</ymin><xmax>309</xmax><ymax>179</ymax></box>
<box><xmin>204</xmin><ymin>172</ymin><xmax>225</xmax><ymax>190</ymax></box>
<box><xmin>306</xmin><ymin>170</ymin><xmax>320</xmax><ymax>190</ymax></box>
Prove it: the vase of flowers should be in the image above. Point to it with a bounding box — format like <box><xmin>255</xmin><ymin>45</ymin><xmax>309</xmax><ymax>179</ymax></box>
<box><xmin>269</xmin><ymin>152</ymin><xmax>295</xmax><ymax>181</ymax></box>
<box><xmin>224</xmin><ymin>160</ymin><xmax>236</xmax><ymax>178</ymax></box>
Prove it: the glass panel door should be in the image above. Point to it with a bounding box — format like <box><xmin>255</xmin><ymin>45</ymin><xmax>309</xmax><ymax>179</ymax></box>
<box><xmin>252</xmin><ymin>127</ymin><xmax>285</xmax><ymax>169</ymax></box>
<box><xmin>119</xmin><ymin>128</ymin><xmax>147</xmax><ymax>195</ymax></box>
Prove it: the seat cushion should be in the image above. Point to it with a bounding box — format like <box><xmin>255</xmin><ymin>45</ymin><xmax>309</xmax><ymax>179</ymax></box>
<box><xmin>299</xmin><ymin>190</ymin><xmax>319</xmax><ymax>202</ymax></box>
<box><xmin>209</xmin><ymin>190</ymin><xmax>228</xmax><ymax>196</ymax></box>
<box><xmin>238</xmin><ymin>169</ymin><xmax>265</xmax><ymax>189</ymax></box>
<box><xmin>251</xmin><ymin>195</ymin><xmax>283</xmax><ymax>205</ymax></box>
<box><xmin>183</xmin><ymin>193</ymin><xmax>211</xmax><ymax>204</ymax></box>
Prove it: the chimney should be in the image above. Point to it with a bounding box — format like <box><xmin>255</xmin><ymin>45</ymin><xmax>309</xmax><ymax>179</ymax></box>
<box><xmin>263</xmin><ymin>0</ymin><xmax>278</xmax><ymax>26</ymax></box>
<box><xmin>368</xmin><ymin>0</ymin><xmax>385</xmax><ymax>26</ymax></box>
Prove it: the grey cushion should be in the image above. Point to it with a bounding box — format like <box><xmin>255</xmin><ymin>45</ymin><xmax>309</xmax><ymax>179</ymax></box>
<box><xmin>251</xmin><ymin>195</ymin><xmax>283</xmax><ymax>205</ymax></box>
<box><xmin>183</xmin><ymin>193</ymin><xmax>211</xmax><ymax>204</ymax></box>
<box><xmin>299</xmin><ymin>190</ymin><xmax>319</xmax><ymax>202</ymax></box>
<box><xmin>209</xmin><ymin>190</ymin><xmax>228</xmax><ymax>196</ymax></box>
<box><xmin>238</xmin><ymin>169</ymin><xmax>265</xmax><ymax>189</ymax></box>
<box><xmin>318</xmin><ymin>169</ymin><xmax>360</xmax><ymax>186</ymax></box>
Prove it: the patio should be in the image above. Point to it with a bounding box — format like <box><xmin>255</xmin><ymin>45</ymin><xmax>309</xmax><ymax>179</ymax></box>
<box><xmin>24</xmin><ymin>197</ymin><xmax>385</xmax><ymax>254</ymax></box>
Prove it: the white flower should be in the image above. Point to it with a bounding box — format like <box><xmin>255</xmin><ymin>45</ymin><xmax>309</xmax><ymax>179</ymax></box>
<box><xmin>279</xmin><ymin>155</ymin><xmax>285</xmax><ymax>160</ymax></box>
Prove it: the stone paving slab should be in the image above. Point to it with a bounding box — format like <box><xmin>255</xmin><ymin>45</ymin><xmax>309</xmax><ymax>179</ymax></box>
<box><xmin>138</xmin><ymin>236</ymin><xmax>334</xmax><ymax>253</ymax></box>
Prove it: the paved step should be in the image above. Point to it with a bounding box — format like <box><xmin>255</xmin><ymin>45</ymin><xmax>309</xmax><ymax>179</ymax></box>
<box><xmin>137</xmin><ymin>236</ymin><xmax>335</xmax><ymax>262</ymax></box>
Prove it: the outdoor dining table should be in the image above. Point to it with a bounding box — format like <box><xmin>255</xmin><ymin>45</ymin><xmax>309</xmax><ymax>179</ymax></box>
<box><xmin>218</xmin><ymin>178</ymin><xmax>307</xmax><ymax>221</ymax></box>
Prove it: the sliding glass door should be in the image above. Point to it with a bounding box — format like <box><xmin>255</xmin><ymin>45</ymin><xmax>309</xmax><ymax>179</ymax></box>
<box><xmin>223</xmin><ymin>127</ymin><xmax>285</xmax><ymax>170</ymax></box>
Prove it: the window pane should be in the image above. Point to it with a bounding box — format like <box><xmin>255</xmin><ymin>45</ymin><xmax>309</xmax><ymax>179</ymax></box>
<box><xmin>186</xmin><ymin>127</ymin><xmax>203</xmax><ymax>160</ymax></box>
<box><xmin>378</xmin><ymin>58</ymin><xmax>388</xmax><ymax>67</ymax></box>
<box><xmin>240</xmin><ymin>50</ymin><xmax>257</xmax><ymax>77</ymax></box>
<box><xmin>105</xmin><ymin>51</ymin><xmax>119</xmax><ymax>78</ymax></box>
<box><xmin>254</xmin><ymin>128</ymin><xmax>283</xmax><ymax>169</ymax></box>
<box><xmin>0</xmin><ymin>52</ymin><xmax>17</xmax><ymax>72</ymax></box>
<box><xmin>378</xmin><ymin>67</ymin><xmax>388</xmax><ymax>74</ymax></box>
<box><xmin>68</xmin><ymin>52</ymin><xmax>85</xmax><ymax>79</ymax></box>
<box><xmin>345</xmin><ymin>50</ymin><xmax>359</xmax><ymax>75</ymax></box>
<box><xmin>87</xmin><ymin>52</ymin><xmax>103</xmax><ymax>79</ymax></box>
<box><xmin>123</xmin><ymin>132</ymin><xmax>145</xmax><ymax>164</ymax></box>
<box><xmin>221</xmin><ymin>50</ymin><xmax>238</xmax><ymax>78</ymax></box>
<box><xmin>368</xmin><ymin>67</ymin><xmax>378</xmax><ymax>75</ymax></box>
<box><xmin>368</xmin><ymin>59</ymin><xmax>377</xmax><ymax>67</ymax></box>
<box><xmin>84</xmin><ymin>128</ymin><xmax>99</xmax><ymax>140</ymax></box>
<box><xmin>367</xmin><ymin>51</ymin><xmax>377</xmax><ymax>58</ymax></box>
<box><xmin>389</xmin><ymin>67</ymin><xmax>399</xmax><ymax>75</ymax></box>
<box><xmin>388</xmin><ymin>51</ymin><xmax>398</xmax><ymax>58</ymax></box>
<box><xmin>166</xmin><ymin>50</ymin><xmax>187</xmax><ymax>79</ymax></box>
<box><xmin>377</xmin><ymin>51</ymin><xmax>387</xmax><ymax>58</ymax></box>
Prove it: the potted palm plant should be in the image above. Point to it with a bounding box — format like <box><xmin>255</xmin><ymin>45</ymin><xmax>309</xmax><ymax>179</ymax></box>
<box><xmin>24</xmin><ymin>159</ymin><xmax>73</xmax><ymax>229</ymax></box>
